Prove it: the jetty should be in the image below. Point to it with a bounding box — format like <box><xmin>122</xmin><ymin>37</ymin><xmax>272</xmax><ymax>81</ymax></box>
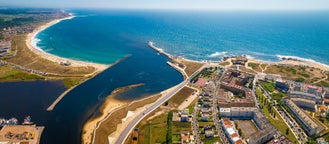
<box><xmin>166</xmin><ymin>61</ymin><xmax>188</xmax><ymax>79</ymax></box>
<box><xmin>46</xmin><ymin>54</ymin><xmax>132</xmax><ymax>111</ymax></box>
<box><xmin>148</xmin><ymin>41</ymin><xmax>173</xmax><ymax>59</ymax></box>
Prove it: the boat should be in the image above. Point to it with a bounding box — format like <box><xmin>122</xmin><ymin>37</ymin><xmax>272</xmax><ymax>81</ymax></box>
<box><xmin>6</xmin><ymin>118</ymin><xmax>18</xmax><ymax>125</ymax></box>
<box><xmin>0</xmin><ymin>118</ymin><xmax>4</xmax><ymax>127</ymax></box>
<box><xmin>23</xmin><ymin>116</ymin><xmax>33</xmax><ymax>125</ymax></box>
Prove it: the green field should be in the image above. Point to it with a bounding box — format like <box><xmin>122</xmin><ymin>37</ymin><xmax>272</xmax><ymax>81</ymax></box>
<box><xmin>203</xmin><ymin>137</ymin><xmax>221</xmax><ymax>144</ymax></box>
<box><xmin>259</xmin><ymin>81</ymin><xmax>275</xmax><ymax>92</ymax></box>
<box><xmin>0</xmin><ymin>65</ymin><xmax>44</xmax><ymax>81</ymax></box>
<box><xmin>138</xmin><ymin>114</ymin><xmax>168</xmax><ymax>144</ymax></box>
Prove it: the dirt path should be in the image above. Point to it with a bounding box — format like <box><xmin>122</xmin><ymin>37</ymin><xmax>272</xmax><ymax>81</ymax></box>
<box><xmin>313</xmin><ymin>73</ymin><xmax>328</xmax><ymax>84</ymax></box>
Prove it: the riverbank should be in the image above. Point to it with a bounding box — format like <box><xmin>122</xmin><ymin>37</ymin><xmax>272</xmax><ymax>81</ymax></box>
<box><xmin>82</xmin><ymin>83</ymin><xmax>158</xmax><ymax>144</ymax></box>
<box><xmin>87</xmin><ymin>84</ymin><xmax>180</xmax><ymax>144</ymax></box>
<box><xmin>26</xmin><ymin>15</ymin><xmax>108</xmax><ymax>72</ymax></box>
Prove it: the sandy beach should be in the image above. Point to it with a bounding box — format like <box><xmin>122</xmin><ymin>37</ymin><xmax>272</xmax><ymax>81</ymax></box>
<box><xmin>82</xmin><ymin>97</ymin><xmax>127</xmax><ymax>144</ymax></box>
<box><xmin>26</xmin><ymin>15</ymin><xmax>108</xmax><ymax>73</ymax></box>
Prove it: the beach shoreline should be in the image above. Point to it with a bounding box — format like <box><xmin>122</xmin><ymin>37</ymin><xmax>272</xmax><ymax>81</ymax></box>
<box><xmin>26</xmin><ymin>15</ymin><xmax>108</xmax><ymax>73</ymax></box>
<box><xmin>149</xmin><ymin>41</ymin><xmax>329</xmax><ymax>72</ymax></box>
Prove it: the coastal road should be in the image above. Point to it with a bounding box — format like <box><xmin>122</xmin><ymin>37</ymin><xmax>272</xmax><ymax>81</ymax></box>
<box><xmin>115</xmin><ymin>64</ymin><xmax>205</xmax><ymax>144</ymax></box>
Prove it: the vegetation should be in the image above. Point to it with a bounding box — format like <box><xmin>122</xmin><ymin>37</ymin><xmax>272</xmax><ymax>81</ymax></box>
<box><xmin>294</xmin><ymin>77</ymin><xmax>305</xmax><ymax>82</ymax></box>
<box><xmin>172</xmin><ymin>58</ymin><xmax>203</xmax><ymax>76</ymax></box>
<box><xmin>137</xmin><ymin>113</ymin><xmax>168</xmax><ymax>144</ymax></box>
<box><xmin>233</xmin><ymin>93</ymin><xmax>244</xmax><ymax>98</ymax></box>
<box><xmin>167</xmin><ymin>87</ymin><xmax>195</xmax><ymax>107</ymax></box>
<box><xmin>319</xmin><ymin>81</ymin><xmax>329</xmax><ymax>87</ymax></box>
<box><xmin>248</xmin><ymin>62</ymin><xmax>261</xmax><ymax>71</ymax></box>
<box><xmin>0</xmin><ymin>65</ymin><xmax>44</xmax><ymax>81</ymax></box>
<box><xmin>93</xmin><ymin>94</ymin><xmax>161</xmax><ymax>144</ymax></box>
<box><xmin>203</xmin><ymin>137</ymin><xmax>221</xmax><ymax>144</ymax></box>
<box><xmin>256</xmin><ymin>88</ymin><xmax>298</xmax><ymax>143</ymax></box>
<box><xmin>0</xmin><ymin>8</ymin><xmax>69</xmax><ymax>29</ymax></box>
<box><xmin>172</xmin><ymin>121</ymin><xmax>191</xmax><ymax>134</ymax></box>
<box><xmin>166</xmin><ymin>111</ymin><xmax>173</xmax><ymax>144</ymax></box>
<box><xmin>264</xmin><ymin>64</ymin><xmax>329</xmax><ymax>86</ymax></box>
<box><xmin>259</xmin><ymin>81</ymin><xmax>275</xmax><ymax>92</ymax></box>
<box><xmin>62</xmin><ymin>78</ymin><xmax>83</xmax><ymax>88</ymax></box>
<box><xmin>272</xmin><ymin>92</ymin><xmax>288</xmax><ymax>102</ymax></box>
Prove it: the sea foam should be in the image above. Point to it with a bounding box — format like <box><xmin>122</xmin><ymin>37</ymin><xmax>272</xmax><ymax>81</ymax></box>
<box><xmin>208</xmin><ymin>51</ymin><xmax>227</xmax><ymax>58</ymax></box>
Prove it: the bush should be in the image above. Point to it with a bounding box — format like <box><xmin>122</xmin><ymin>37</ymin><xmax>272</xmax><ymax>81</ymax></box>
<box><xmin>294</xmin><ymin>77</ymin><xmax>305</xmax><ymax>82</ymax></box>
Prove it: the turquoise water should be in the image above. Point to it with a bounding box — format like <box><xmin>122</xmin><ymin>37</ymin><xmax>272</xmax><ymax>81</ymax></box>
<box><xmin>36</xmin><ymin>10</ymin><xmax>329</xmax><ymax>65</ymax></box>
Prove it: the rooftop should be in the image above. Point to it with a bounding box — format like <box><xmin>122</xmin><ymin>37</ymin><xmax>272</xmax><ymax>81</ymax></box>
<box><xmin>285</xmin><ymin>99</ymin><xmax>318</xmax><ymax>129</ymax></box>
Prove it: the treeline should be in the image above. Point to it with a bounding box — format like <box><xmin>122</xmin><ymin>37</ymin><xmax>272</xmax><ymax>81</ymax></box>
<box><xmin>166</xmin><ymin>111</ymin><xmax>173</xmax><ymax>144</ymax></box>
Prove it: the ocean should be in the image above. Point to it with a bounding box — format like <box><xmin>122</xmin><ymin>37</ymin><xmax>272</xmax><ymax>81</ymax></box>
<box><xmin>36</xmin><ymin>10</ymin><xmax>329</xmax><ymax>65</ymax></box>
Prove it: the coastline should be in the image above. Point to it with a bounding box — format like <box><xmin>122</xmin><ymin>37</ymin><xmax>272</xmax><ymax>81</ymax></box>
<box><xmin>246</xmin><ymin>57</ymin><xmax>329</xmax><ymax>72</ymax></box>
<box><xmin>26</xmin><ymin>15</ymin><xmax>108</xmax><ymax>73</ymax></box>
<box><xmin>149</xmin><ymin>41</ymin><xmax>329</xmax><ymax>72</ymax></box>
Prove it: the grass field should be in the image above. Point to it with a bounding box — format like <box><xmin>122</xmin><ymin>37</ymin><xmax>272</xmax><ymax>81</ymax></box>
<box><xmin>168</xmin><ymin>86</ymin><xmax>195</xmax><ymax>108</ymax></box>
<box><xmin>0</xmin><ymin>65</ymin><xmax>44</xmax><ymax>81</ymax></box>
<box><xmin>259</xmin><ymin>81</ymin><xmax>275</xmax><ymax>92</ymax></box>
<box><xmin>248</xmin><ymin>62</ymin><xmax>262</xmax><ymax>72</ymax></box>
<box><xmin>138</xmin><ymin>114</ymin><xmax>168</xmax><ymax>144</ymax></box>
<box><xmin>172</xmin><ymin>121</ymin><xmax>191</xmax><ymax>134</ymax></box>
<box><xmin>264</xmin><ymin>64</ymin><xmax>329</xmax><ymax>85</ymax></box>
<box><xmin>203</xmin><ymin>137</ymin><xmax>221</xmax><ymax>144</ymax></box>
<box><xmin>172</xmin><ymin>58</ymin><xmax>203</xmax><ymax>76</ymax></box>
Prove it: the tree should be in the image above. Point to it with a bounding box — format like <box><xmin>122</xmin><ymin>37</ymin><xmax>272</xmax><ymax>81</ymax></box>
<box><xmin>285</xmin><ymin>128</ymin><xmax>289</xmax><ymax>135</ymax></box>
<box><xmin>166</xmin><ymin>111</ymin><xmax>173</xmax><ymax>144</ymax></box>
<box><xmin>238</xmin><ymin>128</ymin><xmax>243</xmax><ymax>136</ymax></box>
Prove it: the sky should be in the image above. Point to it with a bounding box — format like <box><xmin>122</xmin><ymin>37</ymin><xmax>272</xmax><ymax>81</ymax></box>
<box><xmin>1</xmin><ymin>0</ymin><xmax>329</xmax><ymax>10</ymax></box>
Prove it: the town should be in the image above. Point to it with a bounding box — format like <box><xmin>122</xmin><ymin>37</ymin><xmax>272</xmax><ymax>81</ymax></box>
<box><xmin>127</xmin><ymin>56</ymin><xmax>329</xmax><ymax>144</ymax></box>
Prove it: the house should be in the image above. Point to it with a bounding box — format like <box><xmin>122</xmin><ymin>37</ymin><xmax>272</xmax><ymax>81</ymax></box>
<box><xmin>205</xmin><ymin>130</ymin><xmax>214</xmax><ymax>138</ymax></box>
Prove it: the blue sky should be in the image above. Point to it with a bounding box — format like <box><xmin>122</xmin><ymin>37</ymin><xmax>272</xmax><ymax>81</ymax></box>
<box><xmin>1</xmin><ymin>0</ymin><xmax>329</xmax><ymax>10</ymax></box>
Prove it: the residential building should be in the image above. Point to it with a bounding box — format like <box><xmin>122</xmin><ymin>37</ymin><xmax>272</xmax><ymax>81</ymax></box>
<box><xmin>289</xmin><ymin>91</ymin><xmax>322</xmax><ymax>104</ymax></box>
<box><xmin>291</xmin><ymin>98</ymin><xmax>316</xmax><ymax>111</ymax></box>
<box><xmin>221</xmin><ymin>118</ymin><xmax>243</xmax><ymax>144</ymax></box>
<box><xmin>219</xmin><ymin>107</ymin><xmax>277</xmax><ymax>144</ymax></box>
<box><xmin>283</xmin><ymin>99</ymin><xmax>318</xmax><ymax>137</ymax></box>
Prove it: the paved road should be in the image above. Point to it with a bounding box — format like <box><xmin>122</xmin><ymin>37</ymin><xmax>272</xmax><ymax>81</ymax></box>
<box><xmin>115</xmin><ymin>64</ymin><xmax>206</xmax><ymax>144</ymax></box>
<box><xmin>211</xmin><ymin>69</ymin><xmax>229</xmax><ymax>144</ymax></box>
<box><xmin>192</xmin><ymin>102</ymin><xmax>201</xmax><ymax>143</ymax></box>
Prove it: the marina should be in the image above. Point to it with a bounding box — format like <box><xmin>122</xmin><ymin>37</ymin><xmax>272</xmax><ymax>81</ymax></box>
<box><xmin>0</xmin><ymin>116</ymin><xmax>33</xmax><ymax>127</ymax></box>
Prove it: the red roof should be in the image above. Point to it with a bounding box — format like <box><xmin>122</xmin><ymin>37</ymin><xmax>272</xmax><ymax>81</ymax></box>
<box><xmin>235</xmin><ymin>140</ymin><xmax>243</xmax><ymax>144</ymax></box>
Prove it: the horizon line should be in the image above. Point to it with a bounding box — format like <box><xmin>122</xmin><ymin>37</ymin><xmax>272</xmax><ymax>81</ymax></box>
<box><xmin>1</xmin><ymin>5</ymin><xmax>329</xmax><ymax>12</ymax></box>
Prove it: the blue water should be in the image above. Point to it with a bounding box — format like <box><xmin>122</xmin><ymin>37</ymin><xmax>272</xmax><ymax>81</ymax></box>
<box><xmin>3</xmin><ymin>10</ymin><xmax>325</xmax><ymax>144</ymax></box>
<box><xmin>37</xmin><ymin>10</ymin><xmax>329</xmax><ymax>65</ymax></box>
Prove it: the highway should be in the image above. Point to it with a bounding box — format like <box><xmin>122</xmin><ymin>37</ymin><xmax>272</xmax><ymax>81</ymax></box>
<box><xmin>114</xmin><ymin>64</ymin><xmax>206</xmax><ymax>144</ymax></box>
